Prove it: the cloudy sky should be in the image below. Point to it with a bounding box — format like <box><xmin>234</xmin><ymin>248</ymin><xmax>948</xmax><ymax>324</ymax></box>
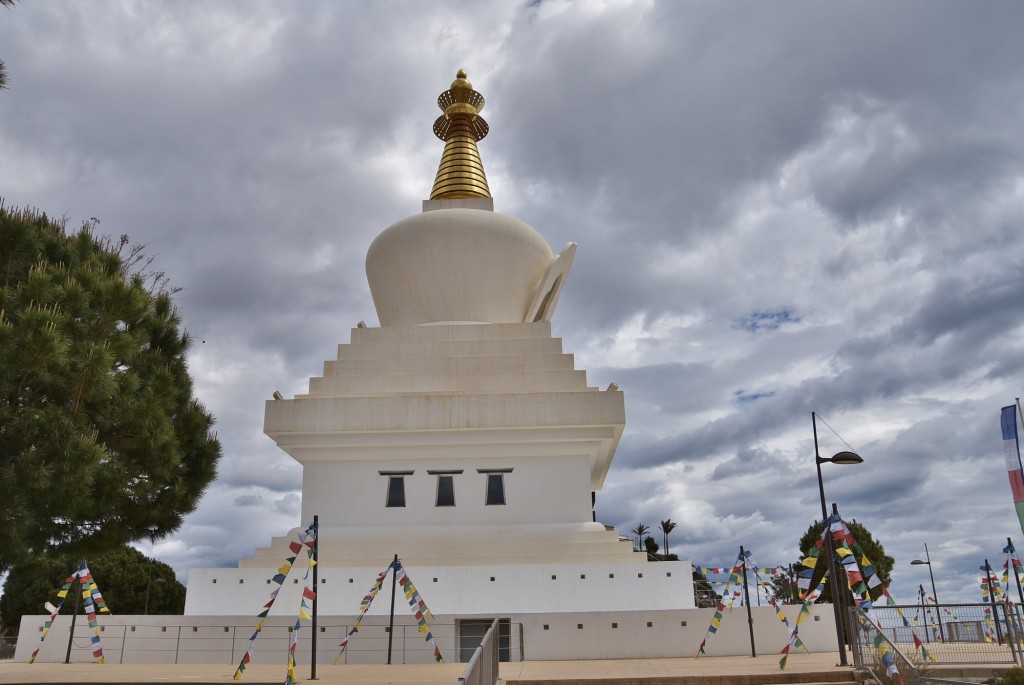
<box><xmin>3</xmin><ymin>1</ymin><xmax>1024</xmax><ymax>606</ymax></box>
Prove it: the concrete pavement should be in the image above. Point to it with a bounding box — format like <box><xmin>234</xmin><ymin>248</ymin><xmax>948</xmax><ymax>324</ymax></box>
<box><xmin>0</xmin><ymin>652</ymin><xmax>853</xmax><ymax>684</ymax></box>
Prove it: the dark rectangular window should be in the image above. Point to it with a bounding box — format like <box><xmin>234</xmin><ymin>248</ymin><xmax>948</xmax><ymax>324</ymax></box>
<box><xmin>380</xmin><ymin>470</ymin><xmax>413</xmax><ymax>508</ymax></box>
<box><xmin>386</xmin><ymin>475</ymin><xmax>406</xmax><ymax>507</ymax></box>
<box><xmin>485</xmin><ymin>473</ymin><xmax>505</xmax><ymax>505</ymax></box>
<box><xmin>436</xmin><ymin>474</ymin><xmax>455</xmax><ymax>506</ymax></box>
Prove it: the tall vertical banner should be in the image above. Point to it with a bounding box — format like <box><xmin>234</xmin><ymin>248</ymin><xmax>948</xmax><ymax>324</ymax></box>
<box><xmin>1000</xmin><ymin>405</ymin><xmax>1024</xmax><ymax>536</ymax></box>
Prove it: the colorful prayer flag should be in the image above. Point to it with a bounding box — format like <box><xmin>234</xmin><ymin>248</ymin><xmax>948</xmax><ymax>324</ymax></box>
<box><xmin>1001</xmin><ymin>405</ymin><xmax>1024</xmax><ymax>535</ymax></box>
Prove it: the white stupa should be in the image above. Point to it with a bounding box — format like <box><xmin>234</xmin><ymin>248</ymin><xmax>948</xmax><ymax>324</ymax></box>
<box><xmin>184</xmin><ymin>70</ymin><xmax>693</xmax><ymax>620</ymax></box>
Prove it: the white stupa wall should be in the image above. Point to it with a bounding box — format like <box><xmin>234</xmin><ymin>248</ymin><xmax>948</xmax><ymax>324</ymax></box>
<box><xmin>300</xmin><ymin>454</ymin><xmax>593</xmax><ymax>529</ymax></box>
<box><xmin>182</xmin><ymin>71</ymin><xmax>697</xmax><ymax>625</ymax></box>
<box><xmin>184</xmin><ymin>560</ymin><xmax>692</xmax><ymax>616</ymax></box>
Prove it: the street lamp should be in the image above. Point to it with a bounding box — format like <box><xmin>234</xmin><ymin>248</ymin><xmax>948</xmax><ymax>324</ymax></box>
<box><xmin>813</xmin><ymin>411</ymin><xmax>864</xmax><ymax>667</ymax></box>
<box><xmin>144</xmin><ymin>560</ymin><xmax>166</xmax><ymax>615</ymax></box>
<box><xmin>911</xmin><ymin>543</ymin><xmax>944</xmax><ymax>641</ymax></box>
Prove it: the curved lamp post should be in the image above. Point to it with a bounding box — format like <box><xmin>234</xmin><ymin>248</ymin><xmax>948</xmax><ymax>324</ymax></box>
<box><xmin>144</xmin><ymin>560</ymin><xmax>166</xmax><ymax>615</ymax></box>
<box><xmin>814</xmin><ymin>412</ymin><xmax>864</xmax><ymax>666</ymax></box>
<box><xmin>911</xmin><ymin>544</ymin><xmax>944</xmax><ymax>641</ymax></box>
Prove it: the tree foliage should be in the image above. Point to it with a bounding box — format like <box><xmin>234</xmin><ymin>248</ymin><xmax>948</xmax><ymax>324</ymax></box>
<box><xmin>795</xmin><ymin>518</ymin><xmax>894</xmax><ymax>604</ymax></box>
<box><xmin>631</xmin><ymin>523</ymin><xmax>649</xmax><ymax>551</ymax></box>
<box><xmin>0</xmin><ymin>206</ymin><xmax>221</xmax><ymax>572</ymax></box>
<box><xmin>659</xmin><ymin>518</ymin><xmax>677</xmax><ymax>556</ymax></box>
<box><xmin>644</xmin><ymin>536</ymin><xmax>659</xmax><ymax>556</ymax></box>
<box><xmin>1</xmin><ymin>1</ymin><xmax>16</xmax><ymax>92</ymax></box>
<box><xmin>0</xmin><ymin>546</ymin><xmax>185</xmax><ymax>633</ymax></box>
<box><xmin>766</xmin><ymin>569</ymin><xmax>800</xmax><ymax>604</ymax></box>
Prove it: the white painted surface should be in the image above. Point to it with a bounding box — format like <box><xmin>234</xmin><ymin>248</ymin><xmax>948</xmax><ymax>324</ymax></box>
<box><xmin>366</xmin><ymin>208</ymin><xmax>555</xmax><ymax>327</ymax></box>
<box><xmin>16</xmin><ymin>604</ymin><xmax>840</xmax><ymax>664</ymax></box>
<box><xmin>184</xmin><ymin>560</ymin><xmax>692</xmax><ymax>616</ymax></box>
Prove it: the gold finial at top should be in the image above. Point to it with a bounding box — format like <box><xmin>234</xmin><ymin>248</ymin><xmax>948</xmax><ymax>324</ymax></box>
<box><xmin>430</xmin><ymin>69</ymin><xmax>491</xmax><ymax>200</ymax></box>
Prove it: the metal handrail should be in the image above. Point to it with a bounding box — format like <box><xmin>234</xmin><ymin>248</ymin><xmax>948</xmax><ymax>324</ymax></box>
<box><xmin>458</xmin><ymin>618</ymin><xmax>499</xmax><ymax>685</ymax></box>
<box><xmin>850</xmin><ymin>607</ymin><xmax>920</xmax><ymax>685</ymax></box>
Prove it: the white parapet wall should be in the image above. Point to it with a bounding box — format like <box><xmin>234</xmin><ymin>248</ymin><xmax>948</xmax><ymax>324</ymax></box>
<box><xmin>184</xmin><ymin>560</ymin><xmax>695</xmax><ymax>616</ymax></box>
<box><xmin>16</xmin><ymin>605</ymin><xmax>839</xmax><ymax>664</ymax></box>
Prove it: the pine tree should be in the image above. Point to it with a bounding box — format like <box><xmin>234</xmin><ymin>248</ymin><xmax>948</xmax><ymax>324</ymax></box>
<box><xmin>0</xmin><ymin>546</ymin><xmax>185</xmax><ymax>634</ymax></box>
<box><xmin>1</xmin><ymin>1</ymin><xmax>17</xmax><ymax>92</ymax></box>
<box><xmin>0</xmin><ymin>206</ymin><xmax>221</xmax><ymax>572</ymax></box>
<box><xmin>795</xmin><ymin>518</ymin><xmax>894</xmax><ymax>604</ymax></box>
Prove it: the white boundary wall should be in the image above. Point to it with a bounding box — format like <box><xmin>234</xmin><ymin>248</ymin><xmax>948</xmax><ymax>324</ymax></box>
<box><xmin>16</xmin><ymin>605</ymin><xmax>838</xmax><ymax>664</ymax></box>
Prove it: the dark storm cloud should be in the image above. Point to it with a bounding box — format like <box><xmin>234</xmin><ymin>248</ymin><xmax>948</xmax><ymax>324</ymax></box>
<box><xmin>3</xmin><ymin>0</ymin><xmax>1024</xmax><ymax>603</ymax></box>
<box><xmin>234</xmin><ymin>495</ymin><xmax>264</xmax><ymax>507</ymax></box>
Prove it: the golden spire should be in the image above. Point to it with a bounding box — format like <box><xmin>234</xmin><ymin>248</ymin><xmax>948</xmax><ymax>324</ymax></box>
<box><xmin>430</xmin><ymin>69</ymin><xmax>491</xmax><ymax>200</ymax></box>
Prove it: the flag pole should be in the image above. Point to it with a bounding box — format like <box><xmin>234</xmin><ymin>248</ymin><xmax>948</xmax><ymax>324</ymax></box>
<box><xmin>739</xmin><ymin>546</ymin><xmax>756</xmax><ymax>657</ymax></box>
<box><xmin>64</xmin><ymin>566</ymin><xmax>82</xmax><ymax>664</ymax></box>
<box><xmin>311</xmin><ymin>515</ymin><xmax>319</xmax><ymax>680</ymax></box>
<box><xmin>387</xmin><ymin>554</ymin><xmax>398</xmax><ymax>665</ymax></box>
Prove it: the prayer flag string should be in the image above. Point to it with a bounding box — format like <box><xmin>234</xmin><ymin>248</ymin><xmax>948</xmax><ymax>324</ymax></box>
<box><xmin>285</xmin><ymin>536</ymin><xmax>317</xmax><ymax>685</ymax></box>
<box><xmin>333</xmin><ymin>564</ymin><xmax>390</xmax><ymax>664</ymax></box>
<box><xmin>233</xmin><ymin>523</ymin><xmax>316</xmax><ymax>681</ymax></box>
<box><xmin>694</xmin><ymin>551</ymin><xmax>745</xmax><ymax>658</ymax></box>
<box><xmin>780</xmin><ymin>510</ymin><xmax>934</xmax><ymax>672</ymax></box>
<box><xmin>28</xmin><ymin>562</ymin><xmax>110</xmax><ymax>664</ymax></box>
<box><xmin>393</xmin><ymin>560</ymin><xmax>443</xmax><ymax>662</ymax></box>
<box><xmin>333</xmin><ymin>559</ymin><xmax>444</xmax><ymax>664</ymax></box>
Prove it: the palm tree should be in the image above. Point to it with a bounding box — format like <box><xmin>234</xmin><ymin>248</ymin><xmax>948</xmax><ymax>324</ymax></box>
<box><xmin>631</xmin><ymin>523</ymin><xmax>649</xmax><ymax>552</ymax></box>
<box><xmin>659</xmin><ymin>519</ymin><xmax>678</xmax><ymax>556</ymax></box>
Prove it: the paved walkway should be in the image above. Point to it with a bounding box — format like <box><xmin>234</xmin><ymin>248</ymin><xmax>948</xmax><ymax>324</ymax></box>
<box><xmin>0</xmin><ymin>652</ymin><xmax>849</xmax><ymax>684</ymax></box>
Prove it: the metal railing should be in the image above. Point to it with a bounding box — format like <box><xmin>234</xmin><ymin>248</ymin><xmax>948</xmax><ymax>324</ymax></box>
<box><xmin>458</xmin><ymin>618</ymin><xmax>499</xmax><ymax>685</ymax></box>
<box><xmin>850</xmin><ymin>607</ymin><xmax>921</xmax><ymax>684</ymax></box>
<box><xmin>850</xmin><ymin>603</ymin><xmax>1021</xmax><ymax>666</ymax></box>
<box><xmin>0</xmin><ymin>633</ymin><xmax>16</xmax><ymax>660</ymax></box>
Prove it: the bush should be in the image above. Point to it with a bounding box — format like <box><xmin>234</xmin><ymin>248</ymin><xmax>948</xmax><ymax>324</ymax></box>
<box><xmin>998</xmin><ymin>667</ymin><xmax>1024</xmax><ymax>685</ymax></box>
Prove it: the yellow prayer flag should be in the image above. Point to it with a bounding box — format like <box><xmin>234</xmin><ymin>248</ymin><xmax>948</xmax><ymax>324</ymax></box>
<box><xmin>299</xmin><ymin>609</ymin><xmax>311</xmax><ymax>620</ymax></box>
<box><xmin>802</xmin><ymin>557</ymin><xmax>817</xmax><ymax>568</ymax></box>
<box><xmin>278</xmin><ymin>564</ymin><xmax>290</xmax><ymax>575</ymax></box>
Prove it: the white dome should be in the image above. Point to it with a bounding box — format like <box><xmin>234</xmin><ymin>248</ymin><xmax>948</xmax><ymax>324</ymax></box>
<box><xmin>366</xmin><ymin>208</ymin><xmax>554</xmax><ymax>327</ymax></box>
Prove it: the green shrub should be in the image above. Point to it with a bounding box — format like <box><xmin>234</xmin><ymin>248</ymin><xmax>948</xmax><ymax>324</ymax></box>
<box><xmin>998</xmin><ymin>667</ymin><xmax>1024</xmax><ymax>685</ymax></box>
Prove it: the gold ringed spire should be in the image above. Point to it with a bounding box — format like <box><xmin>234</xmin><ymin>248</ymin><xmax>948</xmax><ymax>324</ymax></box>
<box><xmin>430</xmin><ymin>69</ymin><xmax>491</xmax><ymax>200</ymax></box>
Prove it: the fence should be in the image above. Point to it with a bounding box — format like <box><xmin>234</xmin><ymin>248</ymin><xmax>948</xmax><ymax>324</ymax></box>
<box><xmin>850</xmin><ymin>603</ymin><xmax>1024</xmax><ymax>685</ymax></box>
<box><xmin>850</xmin><ymin>603</ymin><xmax>1021</xmax><ymax>667</ymax></box>
<box><xmin>458</xmin><ymin>618</ymin><xmax>500</xmax><ymax>685</ymax></box>
<box><xmin>0</xmin><ymin>632</ymin><xmax>15</xmax><ymax>660</ymax></box>
<box><xmin>850</xmin><ymin>607</ymin><xmax>922</xmax><ymax>684</ymax></box>
<box><xmin>22</xmin><ymin>619</ymin><xmax>524</xmax><ymax>666</ymax></box>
